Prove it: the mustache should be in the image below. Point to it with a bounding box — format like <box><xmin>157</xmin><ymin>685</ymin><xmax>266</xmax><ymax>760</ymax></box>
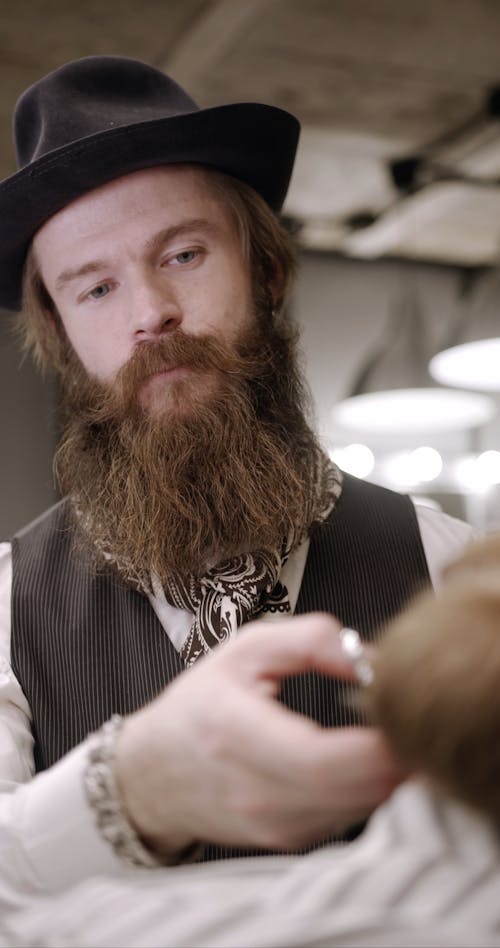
<box><xmin>114</xmin><ymin>329</ymin><xmax>262</xmax><ymax>400</ymax></box>
<box><xmin>59</xmin><ymin>318</ymin><xmax>302</xmax><ymax>438</ymax></box>
<box><xmin>65</xmin><ymin>328</ymin><xmax>264</xmax><ymax>424</ymax></box>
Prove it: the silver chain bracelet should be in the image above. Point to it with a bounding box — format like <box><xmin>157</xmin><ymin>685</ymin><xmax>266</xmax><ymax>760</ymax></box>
<box><xmin>84</xmin><ymin>714</ymin><xmax>165</xmax><ymax>868</ymax></box>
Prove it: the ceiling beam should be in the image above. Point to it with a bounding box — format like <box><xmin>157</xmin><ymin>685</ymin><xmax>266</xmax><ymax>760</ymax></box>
<box><xmin>160</xmin><ymin>0</ymin><xmax>272</xmax><ymax>93</ymax></box>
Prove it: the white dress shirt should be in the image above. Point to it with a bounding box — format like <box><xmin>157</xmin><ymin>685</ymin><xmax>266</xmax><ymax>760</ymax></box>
<box><xmin>0</xmin><ymin>503</ymin><xmax>480</xmax><ymax>908</ymax></box>
<box><xmin>2</xmin><ymin>780</ymin><xmax>499</xmax><ymax>948</ymax></box>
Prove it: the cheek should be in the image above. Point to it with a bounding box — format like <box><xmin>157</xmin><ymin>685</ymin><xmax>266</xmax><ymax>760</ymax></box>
<box><xmin>180</xmin><ymin>278</ymin><xmax>248</xmax><ymax>339</ymax></box>
<box><xmin>207</xmin><ymin>264</ymin><xmax>253</xmax><ymax>333</ymax></box>
<box><xmin>61</xmin><ymin>319</ymin><xmax>125</xmax><ymax>382</ymax></box>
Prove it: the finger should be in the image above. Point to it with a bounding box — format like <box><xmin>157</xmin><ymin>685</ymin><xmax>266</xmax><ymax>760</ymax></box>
<box><xmin>221</xmin><ymin>675</ymin><xmax>383</xmax><ymax>768</ymax></box>
<box><xmin>227</xmin><ymin>693</ymin><xmax>403</xmax><ymax>802</ymax></box>
<box><xmin>219</xmin><ymin>612</ymin><xmax>361</xmax><ymax>685</ymax></box>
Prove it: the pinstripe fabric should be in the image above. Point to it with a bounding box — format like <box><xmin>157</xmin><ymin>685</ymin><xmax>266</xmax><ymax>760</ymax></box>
<box><xmin>11</xmin><ymin>472</ymin><xmax>429</xmax><ymax>859</ymax></box>
<box><xmin>281</xmin><ymin>472</ymin><xmax>431</xmax><ymax>730</ymax></box>
<box><xmin>11</xmin><ymin>503</ymin><xmax>183</xmax><ymax>771</ymax></box>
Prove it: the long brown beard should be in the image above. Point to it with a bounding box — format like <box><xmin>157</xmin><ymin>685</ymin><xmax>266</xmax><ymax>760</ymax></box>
<box><xmin>54</xmin><ymin>316</ymin><xmax>328</xmax><ymax>588</ymax></box>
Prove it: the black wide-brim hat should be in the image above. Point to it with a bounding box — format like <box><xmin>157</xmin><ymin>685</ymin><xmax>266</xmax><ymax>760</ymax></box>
<box><xmin>0</xmin><ymin>55</ymin><xmax>300</xmax><ymax>311</ymax></box>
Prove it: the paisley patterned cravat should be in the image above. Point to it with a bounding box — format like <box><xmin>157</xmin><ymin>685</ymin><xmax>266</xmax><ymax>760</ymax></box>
<box><xmin>165</xmin><ymin>549</ymin><xmax>290</xmax><ymax>666</ymax></box>
<box><xmin>163</xmin><ymin>455</ymin><xmax>343</xmax><ymax>667</ymax></box>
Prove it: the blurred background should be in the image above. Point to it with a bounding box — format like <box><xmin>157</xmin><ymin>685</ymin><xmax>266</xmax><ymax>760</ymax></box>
<box><xmin>2</xmin><ymin>0</ymin><xmax>500</xmax><ymax>536</ymax></box>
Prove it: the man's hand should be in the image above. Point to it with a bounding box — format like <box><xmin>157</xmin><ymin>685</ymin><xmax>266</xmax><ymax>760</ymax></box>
<box><xmin>114</xmin><ymin>613</ymin><xmax>404</xmax><ymax>858</ymax></box>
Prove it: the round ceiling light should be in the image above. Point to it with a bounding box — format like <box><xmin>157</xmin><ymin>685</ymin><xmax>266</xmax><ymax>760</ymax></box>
<box><xmin>429</xmin><ymin>338</ymin><xmax>500</xmax><ymax>391</ymax></box>
<box><xmin>332</xmin><ymin>387</ymin><xmax>496</xmax><ymax>434</ymax></box>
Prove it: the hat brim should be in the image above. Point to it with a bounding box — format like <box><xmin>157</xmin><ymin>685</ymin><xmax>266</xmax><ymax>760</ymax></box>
<box><xmin>0</xmin><ymin>102</ymin><xmax>299</xmax><ymax>310</ymax></box>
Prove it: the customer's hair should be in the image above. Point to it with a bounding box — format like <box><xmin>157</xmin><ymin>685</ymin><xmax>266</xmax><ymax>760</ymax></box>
<box><xmin>367</xmin><ymin>532</ymin><xmax>500</xmax><ymax>822</ymax></box>
<box><xmin>18</xmin><ymin>168</ymin><xmax>298</xmax><ymax>374</ymax></box>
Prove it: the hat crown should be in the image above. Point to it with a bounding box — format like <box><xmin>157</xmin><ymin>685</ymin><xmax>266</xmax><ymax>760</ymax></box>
<box><xmin>14</xmin><ymin>56</ymin><xmax>199</xmax><ymax>169</ymax></box>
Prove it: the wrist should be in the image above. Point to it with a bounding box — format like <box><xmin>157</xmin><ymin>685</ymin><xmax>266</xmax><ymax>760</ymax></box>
<box><xmin>85</xmin><ymin>715</ymin><xmax>199</xmax><ymax>867</ymax></box>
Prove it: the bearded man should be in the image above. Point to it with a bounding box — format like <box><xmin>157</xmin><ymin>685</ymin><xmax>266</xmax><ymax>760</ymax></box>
<box><xmin>0</xmin><ymin>56</ymin><xmax>477</xmax><ymax>905</ymax></box>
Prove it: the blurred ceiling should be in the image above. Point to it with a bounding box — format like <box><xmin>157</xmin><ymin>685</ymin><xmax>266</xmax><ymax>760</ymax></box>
<box><xmin>2</xmin><ymin>0</ymin><xmax>500</xmax><ymax>267</ymax></box>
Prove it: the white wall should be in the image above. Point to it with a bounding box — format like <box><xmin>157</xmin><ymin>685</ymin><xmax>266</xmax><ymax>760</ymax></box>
<box><xmin>0</xmin><ymin>314</ymin><xmax>58</xmax><ymax>538</ymax></box>
<box><xmin>293</xmin><ymin>251</ymin><xmax>464</xmax><ymax>440</ymax></box>
<box><xmin>292</xmin><ymin>252</ymin><xmax>500</xmax><ymax>529</ymax></box>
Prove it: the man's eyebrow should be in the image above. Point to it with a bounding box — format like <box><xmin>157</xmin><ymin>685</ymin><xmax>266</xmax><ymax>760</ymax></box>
<box><xmin>55</xmin><ymin>260</ymin><xmax>110</xmax><ymax>292</ymax></box>
<box><xmin>144</xmin><ymin>218</ymin><xmax>218</xmax><ymax>254</ymax></box>
<box><xmin>54</xmin><ymin>218</ymin><xmax>219</xmax><ymax>291</ymax></box>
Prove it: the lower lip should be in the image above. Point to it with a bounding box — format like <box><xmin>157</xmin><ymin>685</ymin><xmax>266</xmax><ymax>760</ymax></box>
<box><xmin>140</xmin><ymin>366</ymin><xmax>193</xmax><ymax>399</ymax></box>
<box><xmin>150</xmin><ymin>366</ymin><xmax>192</xmax><ymax>382</ymax></box>
<box><xmin>139</xmin><ymin>366</ymin><xmax>194</xmax><ymax>410</ymax></box>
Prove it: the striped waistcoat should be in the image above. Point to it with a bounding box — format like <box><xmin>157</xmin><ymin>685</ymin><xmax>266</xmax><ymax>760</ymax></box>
<box><xmin>11</xmin><ymin>472</ymin><xmax>430</xmax><ymax>855</ymax></box>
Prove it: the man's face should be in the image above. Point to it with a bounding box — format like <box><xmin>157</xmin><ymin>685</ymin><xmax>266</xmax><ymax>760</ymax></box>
<box><xmin>35</xmin><ymin>168</ymin><xmax>326</xmax><ymax>584</ymax></box>
<box><xmin>33</xmin><ymin>165</ymin><xmax>254</xmax><ymax>416</ymax></box>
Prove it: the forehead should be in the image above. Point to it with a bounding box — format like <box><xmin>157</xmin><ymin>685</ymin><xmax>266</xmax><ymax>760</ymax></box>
<box><xmin>33</xmin><ymin>164</ymin><xmax>237</xmax><ymax>254</ymax></box>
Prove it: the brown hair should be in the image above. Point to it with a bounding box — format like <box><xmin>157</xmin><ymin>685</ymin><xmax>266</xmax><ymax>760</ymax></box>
<box><xmin>367</xmin><ymin>532</ymin><xmax>500</xmax><ymax>822</ymax></box>
<box><xmin>18</xmin><ymin>168</ymin><xmax>298</xmax><ymax>374</ymax></box>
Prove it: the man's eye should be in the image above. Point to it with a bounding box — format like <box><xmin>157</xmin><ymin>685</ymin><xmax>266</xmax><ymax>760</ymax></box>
<box><xmin>173</xmin><ymin>250</ymin><xmax>197</xmax><ymax>265</ymax></box>
<box><xmin>88</xmin><ymin>283</ymin><xmax>111</xmax><ymax>300</ymax></box>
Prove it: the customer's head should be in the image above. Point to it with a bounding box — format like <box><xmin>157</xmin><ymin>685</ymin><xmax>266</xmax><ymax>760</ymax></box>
<box><xmin>368</xmin><ymin>532</ymin><xmax>500</xmax><ymax>822</ymax></box>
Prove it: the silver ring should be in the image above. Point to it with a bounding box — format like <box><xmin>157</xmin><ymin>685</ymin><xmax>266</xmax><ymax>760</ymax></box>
<box><xmin>339</xmin><ymin>627</ymin><xmax>374</xmax><ymax>685</ymax></box>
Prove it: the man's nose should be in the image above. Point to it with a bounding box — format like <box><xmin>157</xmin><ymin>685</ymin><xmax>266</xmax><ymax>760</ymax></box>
<box><xmin>130</xmin><ymin>275</ymin><xmax>182</xmax><ymax>341</ymax></box>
